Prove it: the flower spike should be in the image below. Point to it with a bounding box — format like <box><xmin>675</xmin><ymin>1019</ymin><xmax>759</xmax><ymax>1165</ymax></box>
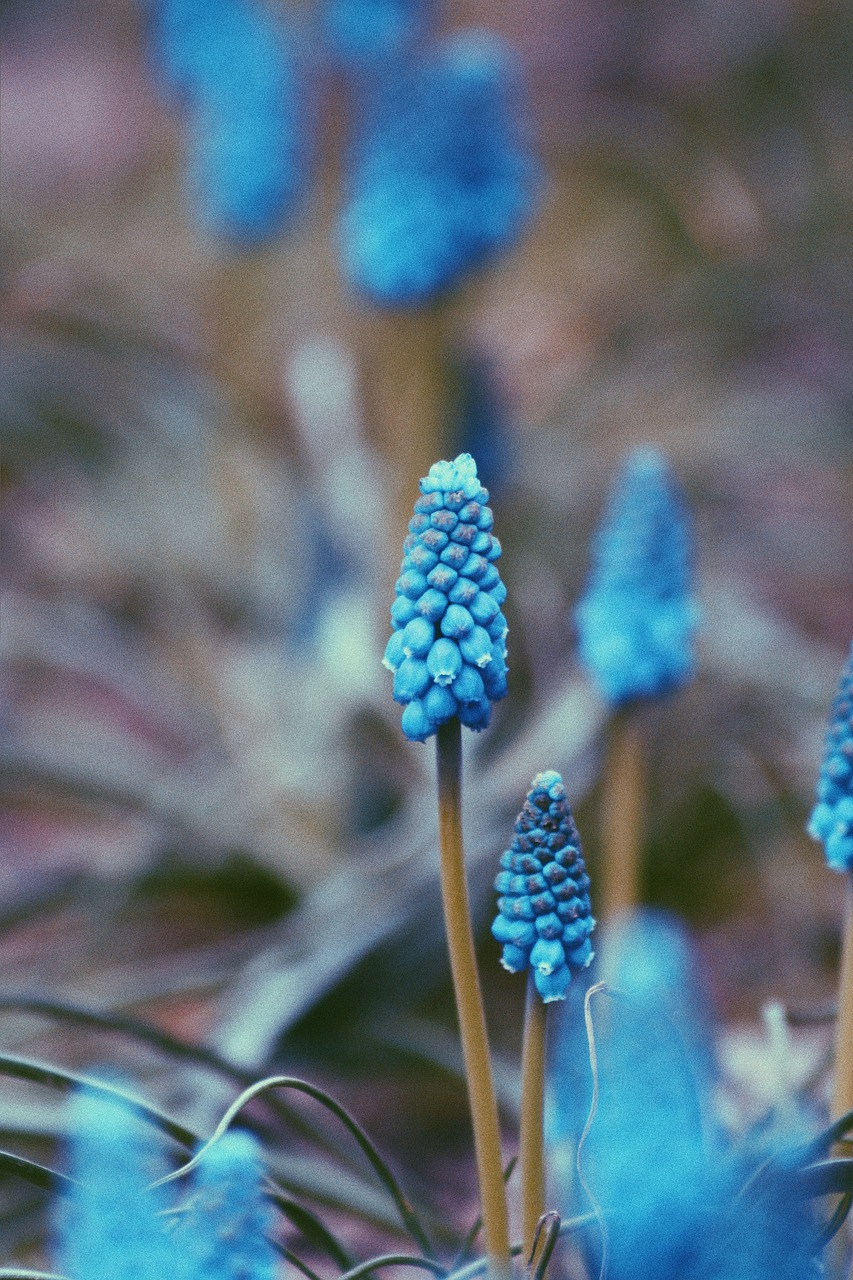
<box><xmin>56</xmin><ymin>1087</ymin><xmax>179</xmax><ymax>1279</ymax></box>
<box><xmin>574</xmin><ymin>447</ymin><xmax>697</xmax><ymax>705</ymax></box>
<box><xmin>184</xmin><ymin>1130</ymin><xmax>278</xmax><ymax>1280</ymax></box>
<box><xmin>339</xmin><ymin>29</ymin><xmax>539</xmax><ymax>306</ymax></box>
<box><xmin>385</xmin><ymin>453</ymin><xmax>508</xmax><ymax>741</ymax></box>
<box><xmin>491</xmin><ymin>771</ymin><xmax>595</xmax><ymax>1001</ymax></box>
<box><xmin>808</xmin><ymin>642</ymin><xmax>853</xmax><ymax>873</ymax></box>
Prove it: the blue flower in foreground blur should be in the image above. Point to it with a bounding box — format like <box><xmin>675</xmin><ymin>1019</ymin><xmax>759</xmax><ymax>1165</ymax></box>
<box><xmin>151</xmin><ymin>0</ymin><xmax>306</xmax><ymax>244</ymax></box>
<box><xmin>56</xmin><ymin>1088</ymin><xmax>178</xmax><ymax>1279</ymax></box>
<box><xmin>491</xmin><ymin>771</ymin><xmax>595</xmax><ymax>1002</ymax></box>
<box><xmin>549</xmin><ymin>911</ymin><xmax>821</xmax><ymax>1280</ymax></box>
<box><xmin>383</xmin><ymin>453</ymin><xmax>508</xmax><ymax>741</ymax></box>
<box><xmin>808</xmin><ymin>643</ymin><xmax>853</xmax><ymax>872</ymax></box>
<box><xmin>574</xmin><ymin>447</ymin><xmax>697</xmax><ymax>705</ymax></box>
<box><xmin>183</xmin><ymin>1131</ymin><xmax>278</xmax><ymax>1280</ymax></box>
<box><xmin>323</xmin><ymin>0</ymin><xmax>428</xmax><ymax>66</ymax></box>
<box><xmin>339</xmin><ymin>29</ymin><xmax>539</xmax><ymax>305</ymax></box>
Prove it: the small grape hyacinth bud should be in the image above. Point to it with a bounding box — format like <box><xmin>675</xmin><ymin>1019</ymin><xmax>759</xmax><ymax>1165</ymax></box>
<box><xmin>491</xmin><ymin>771</ymin><xmax>595</xmax><ymax>1002</ymax></box>
<box><xmin>574</xmin><ymin>447</ymin><xmax>698</xmax><ymax>705</ymax></box>
<box><xmin>386</xmin><ymin>453</ymin><xmax>508</xmax><ymax>741</ymax></box>
<box><xmin>338</xmin><ymin>29</ymin><xmax>540</xmax><ymax>306</ymax></box>
<box><xmin>183</xmin><ymin>1130</ymin><xmax>278</xmax><ymax>1280</ymax></box>
<box><xmin>808</xmin><ymin>643</ymin><xmax>853</xmax><ymax>873</ymax></box>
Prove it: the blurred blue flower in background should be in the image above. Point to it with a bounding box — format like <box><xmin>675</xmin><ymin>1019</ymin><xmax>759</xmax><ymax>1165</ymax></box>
<box><xmin>56</xmin><ymin>1087</ymin><xmax>280</xmax><ymax>1278</ymax></box>
<box><xmin>323</xmin><ymin>0</ymin><xmax>429</xmax><ymax>67</ymax></box>
<box><xmin>549</xmin><ymin>911</ymin><xmax>820</xmax><ymax>1280</ymax></box>
<box><xmin>338</xmin><ymin>28</ymin><xmax>539</xmax><ymax>305</ymax></box>
<box><xmin>183</xmin><ymin>1130</ymin><xmax>278</xmax><ymax>1280</ymax></box>
<box><xmin>383</xmin><ymin>453</ymin><xmax>508</xmax><ymax>741</ymax></box>
<box><xmin>574</xmin><ymin>447</ymin><xmax>698</xmax><ymax>705</ymax></box>
<box><xmin>808</xmin><ymin>642</ymin><xmax>853</xmax><ymax>872</ymax></box>
<box><xmin>150</xmin><ymin>0</ymin><xmax>307</xmax><ymax>244</ymax></box>
<box><xmin>491</xmin><ymin>770</ymin><xmax>595</xmax><ymax>1001</ymax></box>
<box><xmin>56</xmin><ymin>1087</ymin><xmax>180</xmax><ymax>1279</ymax></box>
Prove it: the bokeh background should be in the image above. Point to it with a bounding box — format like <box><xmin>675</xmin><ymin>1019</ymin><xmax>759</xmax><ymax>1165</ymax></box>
<box><xmin>1</xmin><ymin>0</ymin><xmax>852</xmax><ymax>1266</ymax></box>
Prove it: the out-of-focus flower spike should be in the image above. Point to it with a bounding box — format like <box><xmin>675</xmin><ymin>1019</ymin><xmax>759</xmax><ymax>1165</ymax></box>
<box><xmin>56</xmin><ymin>1086</ymin><xmax>181</xmax><ymax>1279</ymax></box>
<box><xmin>548</xmin><ymin>911</ymin><xmax>716</xmax><ymax>1280</ymax></box>
<box><xmin>491</xmin><ymin>771</ymin><xmax>595</xmax><ymax>1002</ymax></box>
<box><xmin>323</xmin><ymin>0</ymin><xmax>429</xmax><ymax>67</ymax></box>
<box><xmin>184</xmin><ymin>1130</ymin><xmax>278</xmax><ymax>1280</ymax></box>
<box><xmin>574</xmin><ymin>447</ymin><xmax>698</xmax><ymax>705</ymax></box>
<box><xmin>338</xmin><ymin>29</ymin><xmax>540</xmax><ymax>306</ymax></box>
<box><xmin>150</xmin><ymin>0</ymin><xmax>308</xmax><ymax>245</ymax></box>
<box><xmin>808</xmin><ymin>642</ymin><xmax>853</xmax><ymax>873</ymax></box>
<box><xmin>387</xmin><ymin>454</ymin><xmax>508</xmax><ymax>741</ymax></box>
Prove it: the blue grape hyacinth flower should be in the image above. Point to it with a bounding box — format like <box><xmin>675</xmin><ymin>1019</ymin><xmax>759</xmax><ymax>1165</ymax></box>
<box><xmin>574</xmin><ymin>447</ymin><xmax>698</xmax><ymax>706</ymax></box>
<box><xmin>548</xmin><ymin>911</ymin><xmax>818</xmax><ymax>1280</ymax></box>
<box><xmin>183</xmin><ymin>1131</ymin><xmax>278</xmax><ymax>1280</ymax></box>
<box><xmin>323</xmin><ymin>0</ymin><xmax>428</xmax><ymax>66</ymax></box>
<box><xmin>383</xmin><ymin>453</ymin><xmax>508</xmax><ymax>742</ymax></box>
<box><xmin>56</xmin><ymin>1087</ymin><xmax>181</xmax><ymax>1280</ymax></box>
<box><xmin>491</xmin><ymin>771</ymin><xmax>595</xmax><ymax>1002</ymax></box>
<box><xmin>808</xmin><ymin>643</ymin><xmax>853</xmax><ymax>873</ymax></box>
<box><xmin>338</xmin><ymin>29</ymin><xmax>539</xmax><ymax>306</ymax></box>
<box><xmin>151</xmin><ymin>0</ymin><xmax>307</xmax><ymax>245</ymax></box>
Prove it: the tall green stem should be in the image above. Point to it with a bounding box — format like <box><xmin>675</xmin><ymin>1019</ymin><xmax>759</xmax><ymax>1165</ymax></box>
<box><xmin>833</xmin><ymin>879</ymin><xmax>853</xmax><ymax>1123</ymax></box>
<box><xmin>601</xmin><ymin>711</ymin><xmax>645</xmax><ymax>922</ymax></box>
<box><xmin>436</xmin><ymin>719</ymin><xmax>511</xmax><ymax>1280</ymax></box>
<box><xmin>519</xmin><ymin>975</ymin><xmax>547</xmax><ymax>1260</ymax></box>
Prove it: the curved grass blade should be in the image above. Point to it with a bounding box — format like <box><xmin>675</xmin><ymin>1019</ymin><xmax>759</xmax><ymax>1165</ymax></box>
<box><xmin>266</xmin><ymin>1188</ymin><xmax>356</xmax><ymax>1270</ymax></box>
<box><xmin>814</xmin><ymin>1191</ymin><xmax>852</xmax><ymax>1249</ymax></box>
<box><xmin>790</xmin><ymin>1159</ymin><xmax>853</xmax><ymax>1198</ymax></box>
<box><xmin>0</xmin><ymin>1059</ymin><xmax>412</xmax><ymax>1259</ymax></box>
<box><xmin>796</xmin><ymin>1109</ymin><xmax>853</xmax><ymax>1164</ymax></box>
<box><xmin>0</xmin><ymin>1150</ymin><xmax>71</xmax><ymax>1194</ymax></box>
<box><xmin>274</xmin><ymin>1244</ymin><xmax>326</xmax><ymax>1280</ymax></box>
<box><xmin>0</xmin><ymin>1054</ymin><xmax>194</xmax><ymax>1148</ymax></box>
<box><xmin>444</xmin><ymin>1214</ymin><xmax>599</xmax><ymax>1280</ymax></box>
<box><xmin>525</xmin><ymin>1212</ymin><xmax>560</xmax><ymax>1280</ymax></box>
<box><xmin>154</xmin><ymin>1074</ymin><xmax>436</xmax><ymax>1257</ymax></box>
<box><xmin>336</xmin><ymin>1255</ymin><xmax>449</xmax><ymax>1280</ymax></box>
<box><xmin>0</xmin><ymin>1272</ymin><xmax>69</xmax><ymax>1279</ymax></box>
<box><xmin>0</xmin><ymin>995</ymin><xmax>335</xmax><ymax>1154</ymax></box>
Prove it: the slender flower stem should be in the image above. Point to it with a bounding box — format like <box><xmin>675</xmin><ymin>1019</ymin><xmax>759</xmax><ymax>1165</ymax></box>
<box><xmin>833</xmin><ymin>879</ymin><xmax>853</xmax><ymax>1122</ymax></box>
<box><xmin>601</xmin><ymin>711</ymin><xmax>645</xmax><ymax>921</ymax></box>
<box><xmin>436</xmin><ymin>719</ymin><xmax>511</xmax><ymax>1280</ymax></box>
<box><xmin>519</xmin><ymin>975</ymin><xmax>547</xmax><ymax>1260</ymax></box>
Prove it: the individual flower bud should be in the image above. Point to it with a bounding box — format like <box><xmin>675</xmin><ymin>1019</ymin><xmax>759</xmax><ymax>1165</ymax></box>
<box><xmin>808</xmin><ymin>643</ymin><xmax>853</xmax><ymax>872</ymax></box>
<box><xmin>491</xmin><ymin>771</ymin><xmax>595</xmax><ymax>1001</ymax></box>
<box><xmin>386</xmin><ymin>454</ymin><xmax>509</xmax><ymax>740</ymax></box>
<box><xmin>574</xmin><ymin>447</ymin><xmax>698</xmax><ymax>705</ymax></box>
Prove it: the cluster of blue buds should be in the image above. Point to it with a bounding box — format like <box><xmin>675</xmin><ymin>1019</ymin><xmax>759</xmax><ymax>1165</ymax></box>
<box><xmin>338</xmin><ymin>29</ymin><xmax>539</xmax><ymax>305</ymax></box>
<box><xmin>323</xmin><ymin>0</ymin><xmax>428</xmax><ymax>67</ymax></box>
<box><xmin>808</xmin><ymin>643</ymin><xmax>853</xmax><ymax>873</ymax></box>
<box><xmin>383</xmin><ymin>453</ymin><xmax>508</xmax><ymax>742</ymax></box>
<box><xmin>150</xmin><ymin>0</ymin><xmax>306</xmax><ymax>244</ymax></box>
<box><xmin>56</xmin><ymin>1088</ymin><xmax>278</xmax><ymax>1279</ymax></box>
<box><xmin>491</xmin><ymin>771</ymin><xmax>595</xmax><ymax>1002</ymax></box>
<box><xmin>574</xmin><ymin>447</ymin><xmax>698</xmax><ymax>705</ymax></box>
